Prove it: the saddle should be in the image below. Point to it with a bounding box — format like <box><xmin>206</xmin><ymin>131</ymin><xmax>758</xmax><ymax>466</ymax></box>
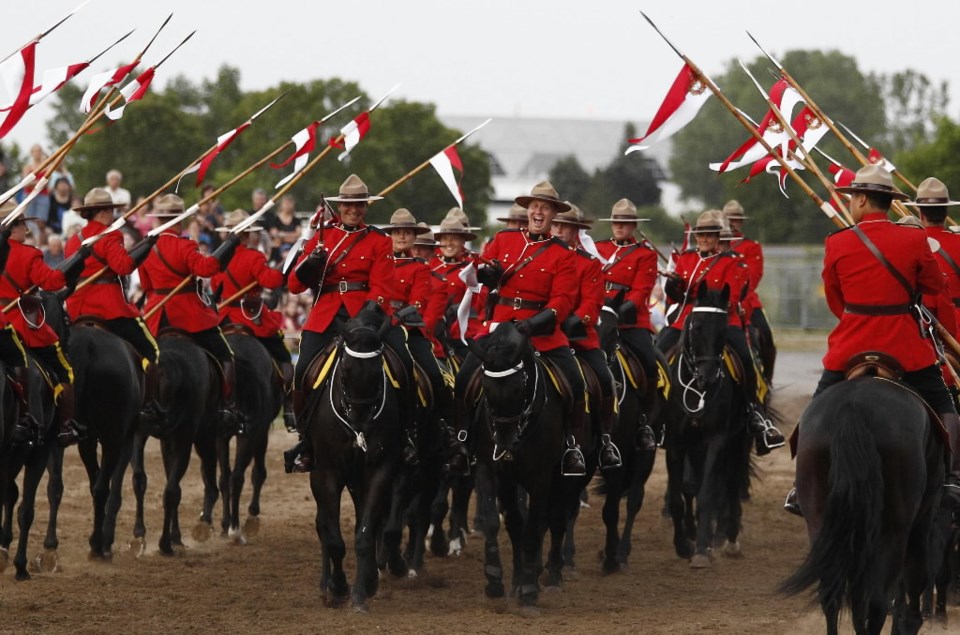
<box><xmin>843</xmin><ymin>351</ymin><xmax>904</xmax><ymax>381</ymax></box>
<box><xmin>304</xmin><ymin>341</ymin><xmax>340</xmax><ymax>392</ymax></box>
<box><xmin>412</xmin><ymin>361</ymin><xmax>433</xmax><ymax>409</ymax></box>
<box><xmin>538</xmin><ymin>354</ymin><xmax>574</xmax><ymax>403</ymax></box>
<box><xmin>221</xmin><ymin>323</ymin><xmax>255</xmax><ymax>338</ymax></box>
<box><xmin>75</xmin><ymin>316</ymin><xmax>146</xmax><ymax>376</ymax></box>
<box><xmin>577</xmin><ymin>357</ymin><xmax>602</xmax><ymax>416</ymax></box>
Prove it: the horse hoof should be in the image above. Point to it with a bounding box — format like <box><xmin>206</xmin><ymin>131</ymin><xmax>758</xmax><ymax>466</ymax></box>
<box><xmin>542</xmin><ymin>584</ymin><xmax>561</xmax><ymax>594</ymax></box>
<box><xmin>127</xmin><ymin>538</ymin><xmax>146</xmax><ymax>558</ymax></box>
<box><xmin>228</xmin><ymin>528</ymin><xmax>247</xmax><ymax>546</ymax></box>
<box><xmin>448</xmin><ymin>537</ymin><xmax>462</xmax><ymax>557</ymax></box>
<box><xmin>351</xmin><ymin>600</ymin><xmax>369</xmax><ymax>614</ymax></box>
<box><xmin>407</xmin><ymin>569</ymin><xmax>418</xmax><ymax>580</ymax></box>
<box><xmin>690</xmin><ymin>554</ymin><xmax>712</xmax><ymax>569</ymax></box>
<box><xmin>15</xmin><ymin>569</ymin><xmax>31</xmax><ymax>581</ymax></box>
<box><xmin>191</xmin><ymin>521</ymin><xmax>213</xmax><ymax>543</ymax></box>
<box><xmin>485</xmin><ymin>582</ymin><xmax>505</xmax><ymax>599</ymax></box>
<box><xmin>243</xmin><ymin>515</ymin><xmax>260</xmax><ymax>538</ymax></box>
<box><xmin>517</xmin><ymin>605</ymin><xmax>541</xmax><ymax>618</ymax></box>
<box><xmin>721</xmin><ymin>540</ymin><xmax>742</xmax><ymax>558</ymax></box>
<box><xmin>32</xmin><ymin>549</ymin><xmax>60</xmax><ymax>573</ymax></box>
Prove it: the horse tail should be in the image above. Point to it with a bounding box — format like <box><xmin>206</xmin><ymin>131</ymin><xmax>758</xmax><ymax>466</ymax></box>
<box><xmin>780</xmin><ymin>402</ymin><xmax>884</xmax><ymax>617</ymax></box>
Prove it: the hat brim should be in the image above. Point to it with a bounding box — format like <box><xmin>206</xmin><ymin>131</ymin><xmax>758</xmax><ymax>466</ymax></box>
<box><xmin>835</xmin><ymin>183</ymin><xmax>910</xmax><ymax>201</ymax></box>
<box><xmin>723</xmin><ymin>214</ymin><xmax>748</xmax><ymax>220</ymax></box>
<box><xmin>552</xmin><ymin>217</ymin><xmax>592</xmax><ymax>229</ymax></box>
<box><xmin>382</xmin><ymin>223</ymin><xmax>431</xmax><ymax>235</ymax></box>
<box><xmin>595</xmin><ymin>217</ymin><xmax>651</xmax><ymax>223</ymax></box>
<box><xmin>903</xmin><ymin>199</ymin><xmax>960</xmax><ymax>207</ymax></box>
<box><xmin>73</xmin><ymin>201</ymin><xmax>123</xmax><ymax>212</ymax></box>
<box><xmin>326</xmin><ymin>194</ymin><xmax>384</xmax><ymax>202</ymax></box>
<box><xmin>433</xmin><ymin>229</ymin><xmax>478</xmax><ymax>241</ymax></box>
<box><xmin>146</xmin><ymin>211</ymin><xmax>186</xmax><ymax>218</ymax></box>
<box><xmin>514</xmin><ymin>195</ymin><xmax>571</xmax><ymax>213</ymax></box>
<box><xmin>689</xmin><ymin>226</ymin><xmax>724</xmax><ymax>234</ymax></box>
<box><xmin>496</xmin><ymin>216</ymin><xmax>527</xmax><ymax>222</ymax></box>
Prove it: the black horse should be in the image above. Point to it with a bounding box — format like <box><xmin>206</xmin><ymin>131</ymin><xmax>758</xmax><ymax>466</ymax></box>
<box><xmin>130</xmin><ymin>332</ymin><xmax>217</xmax><ymax>555</ymax></box>
<box><xmin>38</xmin><ymin>295</ymin><xmax>143</xmax><ymax>561</ymax></box>
<box><xmin>467</xmin><ymin>322</ymin><xmax>590</xmax><ymax>610</ymax></box>
<box><xmin>307</xmin><ymin>311</ymin><xmax>403</xmax><ymax>611</ymax></box>
<box><xmin>781</xmin><ymin>377</ymin><xmax>945</xmax><ymax>635</ymax></box>
<box><xmin>662</xmin><ymin>283</ymin><xmax>753</xmax><ymax>567</ymax></box>
<box><xmin>592</xmin><ymin>299</ymin><xmax>661</xmax><ymax>573</ymax></box>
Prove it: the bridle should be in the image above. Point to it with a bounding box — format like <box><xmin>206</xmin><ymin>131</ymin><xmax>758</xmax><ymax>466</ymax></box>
<box><xmin>676</xmin><ymin>305</ymin><xmax>727</xmax><ymax>415</ymax></box>
<box><xmin>328</xmin><ymin>328</ymin><xmax>387</xmax><ymax>452</ymax></box>
<box><xmin>482</xmin><ymin>355</ymin><xmax>544</xmax><ymax>461</ymax></box>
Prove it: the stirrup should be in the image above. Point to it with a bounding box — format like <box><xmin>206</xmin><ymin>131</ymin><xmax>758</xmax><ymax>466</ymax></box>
<box><xmin>283</xmin><ymin>409</ymin><xmax>296</xmax><ymax>434</ymax></box>
<box><xmin>561</xmin><ymin>445</ymin><xmax>586</xmax><ymax>477</ymax></box>
<box><xmin>599</xmin><ymin>434</ymin><xmax>623</xmax><ymax>470</ymax></box>
<box><xmin>11</xmin><ymin>416</ymin><xmax>39</xmax><ymax>447</ymax></box>
<box><xmin>783</xmin><ymin>488</ymin><xmax>802</xmax><ymax>517</ymax></box>
<box><xmin>57</xmin><ymin>419</ymin><xmax>86</xmax><ymax>448</ymax></box>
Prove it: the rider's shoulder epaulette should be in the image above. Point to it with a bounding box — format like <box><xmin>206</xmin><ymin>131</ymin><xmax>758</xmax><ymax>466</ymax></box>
<box><xmin>549</xmin><ymin>236</ymin><xmax>567</xmax><ymax>248</ymax></box>
<box><xmin>826</xmin><ymin>225</ymin><xmax>854</xmax><ymax>238</ymax></box>
<box><xmin>368</xmin><ymin>225</ymin><xmax>388</xmax><ymax>236</ymax></box>
<box><xmin>575</xmin><ymin>247</ymin><xmax>595</xmax><ymax>260</ymax></box>
<box><xmin>412</xmin><ymin>256</ymin><xmax>427</xmax><ymax>264</ymax></box>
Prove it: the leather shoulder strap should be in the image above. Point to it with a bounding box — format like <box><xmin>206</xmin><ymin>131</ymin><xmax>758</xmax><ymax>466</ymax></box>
<box><xmin>936</xmin><ymin>245</ymin><xmax>960</xmax><ymax>279</ymax></box>
<box><xmin>850</xmin><ymin>225</ymin><xmax>915</xmax><ymax>298</ymax></box>
<box><xmin>500</xmin><ymin>240</ymin><xmax>554</xmax><ymax>286</ymax></box>
<box><xmin>152</xmin><ymin>242</ymin><xmax>189</xmax><ymax>278</ymax></box>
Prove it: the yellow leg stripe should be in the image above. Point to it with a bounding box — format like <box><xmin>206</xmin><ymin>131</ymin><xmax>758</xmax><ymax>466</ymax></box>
<box><xmin>136</xmin><ymin>317</ymin><xmax>160</xmax><ymax>366</ymax></box>
<box><xmin>6</xmin><ymin>325</ymin><xmax>27</xmax><ymax>364</ymax></box>
<box><xmin>53</xmin><ymin>341</ymin><xmax>74</xmax><ymax>384</ymax></box>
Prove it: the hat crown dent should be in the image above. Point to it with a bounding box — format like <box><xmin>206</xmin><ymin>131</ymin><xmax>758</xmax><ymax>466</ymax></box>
<box><xmin>155</xmin><ymin>193</ymin><xmax>185</xmax><ymax>213</ymax></box>
<box><xmin>388</xmin><ymin>208</ymin><xmax>418</xmax><ymax>225</ymax></box>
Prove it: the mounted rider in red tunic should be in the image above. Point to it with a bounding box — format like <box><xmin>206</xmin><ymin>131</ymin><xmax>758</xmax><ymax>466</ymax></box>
<box><xmin>785</xmin><ymin>165</ymin><xmax>960</xmax><ymax>515</ymax></box>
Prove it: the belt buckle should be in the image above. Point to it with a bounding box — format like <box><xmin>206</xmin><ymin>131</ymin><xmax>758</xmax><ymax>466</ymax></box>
<box><xmin>513</xmin><ymin>296</ymin><xmax>522</xmax><ymax>310</ymax></box>
<box><xmin>605</xmin><ymin>282</ymin><xmax>613</xmax><ymax>292</ymax></box>
<box><xmin>338</xmin><ymin>280</ymin><xmax>348</xmax><ymax>293</ymax></box>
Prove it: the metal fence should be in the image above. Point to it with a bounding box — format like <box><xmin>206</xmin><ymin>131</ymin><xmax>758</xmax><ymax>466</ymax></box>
<box><xmin>758</xmin><ymin>245</ymin><xmax>836</xmax><ymax>330</ymax></box>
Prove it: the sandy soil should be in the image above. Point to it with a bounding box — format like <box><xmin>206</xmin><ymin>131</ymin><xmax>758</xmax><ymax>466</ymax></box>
<box><xmin>0</xmin><ymin>380</ymin><xmax>957</xmax><ymax>634</ymax></box>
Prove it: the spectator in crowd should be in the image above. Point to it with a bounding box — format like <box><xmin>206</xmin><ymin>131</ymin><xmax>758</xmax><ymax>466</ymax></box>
<box><xmin>42</xmin><ymin>234</ymin><xmax>65</xmax><ymax>268</ymax></box>
<box><xmin>266</xmin><ymin>194</ymin><xmax>301</xmax><ymax>263</ymax></box>
<box><xmin>47</xmin><ymin>176</ymin><xmax>74</xmax><ymax>234</ymax></box>
<box><xmin>20</xmin><ymin>144</ymin><xmax>50</xmax><ymax>226</ymax></box>
<box><xmin>131</xmin><ymin>195</ymin><xmax>153</xmax><ymax>237</ymax></box>
<box><xmin>250</xmin><ymin>187</ymin><xmax>276</xmax><ymax>230</ymax></box>
<box><xmin>61</xmin><ymin>195</ymin><xmax>85</xmax><ymax>239</ymax></box>
<box><xmin>105</xmin><ymin>169</ymin><xmax>131</xmax><ymax>211</ymax></box>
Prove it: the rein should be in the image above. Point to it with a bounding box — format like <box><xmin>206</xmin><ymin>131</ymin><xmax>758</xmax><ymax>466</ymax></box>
<box><xmin>327</xmin><ymin>334</ymin><xmax>388</xmax><ymax>452</ymax></box>
<box><xmin>482</xmin><ymin>356</ymin><xmax>544</xmax><ymax>460</ymax></box>
<box><xmin>677</xmin><ymin>305</ymin><xmax>727</xmax><ymax>415</ymax></box>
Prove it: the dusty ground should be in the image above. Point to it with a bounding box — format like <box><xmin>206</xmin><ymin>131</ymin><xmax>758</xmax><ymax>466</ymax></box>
<box><xmin>1</xmin><ymin>349</ymin><xmax>957</xmax><ymax>634</ymax></box>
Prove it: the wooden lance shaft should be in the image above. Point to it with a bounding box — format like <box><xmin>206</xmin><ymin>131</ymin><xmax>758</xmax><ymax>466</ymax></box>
<box><xmin>217</xmin><ymin>280</ymin><xmax>258</xmax><ymax>311</ymax></box>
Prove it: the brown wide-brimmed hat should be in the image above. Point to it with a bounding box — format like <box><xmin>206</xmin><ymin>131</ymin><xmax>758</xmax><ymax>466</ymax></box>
<box><xmin>444</xmin><ymin>207</ymin><xmax>482</xmax><ymax>232</ymax></box>
<box><xmin>215</xmin><ymin>208</ymin><xmax>263</xmax><ymax>232</ymax></box>
<box><xmin>722</xmin><ymin>199</ymin><xmax>747</xmax><ymax>220</ymax></box>
<box><xmin>432</xmin><ymin>217</ymin><xmax>477</xmax><ymax>241</ymax></box>
<box><xmin>325</xmin><ymin>174</ymin><xmax>383</xmax><ymax>202</ymax></box>
<box><xmin>596</xmin><ymin>198</ymin><xmax>650</xmax><ymax>223</ymax></box>
<box><xmin>0</xmin><ymin>199</ymin><xmax>38</xmax><ymax>223</ymax></box>
<box><xmin>903</xmin><ymin>177</ymin><xmax>960</xmax><ymax>207</ymax></box>
<box><xmin>496</xmin><ymin>203</ymin><xmax>528</xmax><ymax>223</ymax></box>
<box><xmin>414</xmin><ymin>222</ymin><xmax>436</xmax><ymax>246</ymax></box>
<box><xmin>553</xmin><ymin>201</ymin><xmax>592</xmax><ymax>229</ymax></box>
<box><xmin>147</xmin><ymin>193</ymin><xmax>187</xmax><ymax>217</ymax></box>
<box><xmin>383</xmin><ymin>208</ymin><xmax>430</xmax><ymax>234</ymax></box>
<box><xmin>834</xmin><ymin>164</ymin><xmax>909</xmax><ymax>201</ymax></box>
<box><xmin>689</xmin><ymin>209</ymin><xmax>726</xmax><ymax>234</ymax></box>
<box><xmin>74</xmin><ymin>187</ymin><xmax>123</xmax><ymax>213</ymax></box>
<box><xmin>515</xmin><ymin>181</ymin><xmax>571</xmax><ymax>213</ymax></box>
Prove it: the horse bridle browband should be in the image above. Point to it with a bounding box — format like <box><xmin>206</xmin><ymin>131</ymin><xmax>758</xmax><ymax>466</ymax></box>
<box><xmin>677</xmin><ymin>306</ymin><xmax>727</xmax><ymax>414</ymax></box>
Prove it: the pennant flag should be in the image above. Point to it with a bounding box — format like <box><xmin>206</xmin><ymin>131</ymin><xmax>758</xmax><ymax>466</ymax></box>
<box><xmin>867</xmin><ymin>147</ymin><xmax>897</xmax><ymax>172</ymax></box>
<box><xmin>0</xmin><ymin>41</ymin><xmax>37</xmax><ymax>138</ymax></box>
<box><xmin>194</xmin><ymin>123</ymin><xmax>251</xmax><ymax>186</ymax></box>
<box><xmin>428</xmin><ymin>145</ymin><xmax>465</xmax><ymax>209</ymax></box>
<box><xmin>273</xmin><ymin>122</ymin><xmax>318</xmax><ymax>188</ymax></box>
<box><xmin>27</xmin><ymin>61</ymin><xmax>88</xmax><ymax>106</ymax></box>
<box><xmin>828</xmin><ymin>162</ymin><xmax>856</xmax><ymax>187</ymax></box>
<box><xmin>330</xmin><ymin>111</ymin><xmax>371</xmax><ymax>161</ymax></box>
<box><xmin>741</xmin><ymin>154</ymin><xmax>796</xmax><ymax>196</ymax></box>
<box><xmin>457</xmin><ymin>262</ymin><xmax>482</xmax><ymax>344</ymax></box>
<box><xmin>625</xmin><ymin>63</ymin><xmax>711</xmax><ymax>154</ymax></box>
<box><xmin>80</xmin><ymin>60</ymin><xmax>139</xmax><ymax>113</ymax></box>
<box><xmin>103</xmin><ymin>66</ymin><xmax>155</xmax><ymax>121</ymax></box>
<box><xmin>578</xmin><ymin>229</ymin><xmax>607</xmax><ymax>265</ymax></box>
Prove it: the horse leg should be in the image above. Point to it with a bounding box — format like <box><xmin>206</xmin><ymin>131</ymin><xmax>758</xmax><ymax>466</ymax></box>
<box><xmin>215</xmin><ymin>435</ymin><xmax>232</xmax><ymax>537</ymax></box>
<box><xmin>158</xmin><ymin>435</ymin><xmax>191</xmax><ymax>555</ymax></box>
<box><xmin>428</xmin><ymin>476</ymin><xmax>451</xmax><ymax>556</ymax></box>
<box><xmin>469</xmin><ymin>463</ymin><xmax>502</xmax><ymax>598</ymax></box>
<box><xmin>42</xmin><ymin>445</ymin><xmax>64</xmax><ymax>555</ymax></box>
<box><xmin>88</xmin><ymin>443</ymin><xmax>114</xmax><ymax>559</ymax></box>
<box><xmin>665</xmin><ymin>446</ymin><xmax>693</xmax><ymax>559</ymax></box>
<box><xmin>518</xmin><ymin>489</ymin><xmax>550</xmax><ymax>608</ymax></box>
<box><xmin>379</xmin><ymin>470</ymin><xmax>408</xmax><ymax>578</ymax></box>
<box><xmin>619</xmin><ymin>447</ymin><xmax>656</xmax><ymax>567</ymax></box>
<box><xmin>102</xmin><ymin>438</ymin><xmax>133</xmax><ymax>556</ymax></box>
<box><xmin>131</xmin><ymin>432</ymin><xmax>148</xmax><ymax>544</ymax></box>
<box><xmin>244</xmin><ymin>431</ymin><xmax>268</xmax><ymax>537</ymax></box>
<box><xmin>229</xmin><ymin>437</ymin><xmax>254</xmax><ymax>543</ymax></box>
<box><xmin>13</xmin><ymin>449</ymin><xmax>47</xmax><ymax>580</ymax></box>
<box><xmin>192</xmin><ymin>433</ymin><xmax>219</xmax><ymax>535</ymax></box>
<box><xmin>449</xmin><ymin>473</ymin><xmax>474</xmax><ymax>554</ymax></box>
<box><xmin>721</xmin><ymin>436</ymin><xmax>750</xmax><ymax>556</ymax></box>
<box><xmin>692</xmin><ymin>437</ymin><xmax>724</xmax><ymax>566</ymax></box>
<box><xmin>2</xmin><ymin>478</ymin><xmax>19</xmax><ymax>553</ymax></box>
<box><xmin>600</xmin><ymin>470</ymin><xmax>623</xmax><ymax>573</ymax></box>
<box><xmin>353</xmin><ymin>464</ymin><xmax>396</xmax><ymax>610</ymax></box>
<box><xmin>544</xmin><ymin>491</ymin><xmax>571</xmax><ymax>589</ymax></box>
<box><xmin>311</xmin><ymin>469</ymin><xmax>348</xmax><ymax>606</ymax></box>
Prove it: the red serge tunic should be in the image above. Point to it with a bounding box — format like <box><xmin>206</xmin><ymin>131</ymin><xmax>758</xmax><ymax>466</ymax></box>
<box><xmin>391</xmin><ymin>254</ymin><xmax>432</xmax><ymax>335</ymax></box>
<box><xmin>569</xmin><ymin>247</ymin><xmax>603</xmax><ymax>352</ymax></box>
<box><xmin>668</xmin><ymin>250</ymin><xmax>745</xmax><ymax>330</ymax></box>
<box><xmin>730</xmin><ymin>234</ymin><xmax>764</xmax><ymax>316</ymax></box>
<box><xmin>0</xmin><ymin>240</ymin><xmax>66</xmax><ymax>347</ymax></box>
<box><xmin>64</xmin><ymin>220</ymin><xmax>139</xmax><ymax>321</ymax></box>
<box><xmin>211</xmin><ymin>244</ymin><xmax>284</xmax><ymax>338</ymax></box>
<box><xmin>287</xmin><ymin>223</ymin><xmax>394</xmax><ymax>333</ymax></box>
<box><xmin>481</xmin><ymin>230</ymin><xmax>576</xmax><ymax>351</ymax></box>
<box><xmin>139</xmin><ymin>230</ymin><xmax>221</xmax><ymax>335</ymax></box>
<box><xmin>925</xmin><ymin>225</ymin><xmax>960</xmax><ymax>325</ymax></box>
<box><xmin>822</xmin><ymin>213</ymin><xmax>942</xmax><ymax>372</ymax></box>
<box><xmin>595</xmin><ymin>238</ymin><xmax>658</xmax><ymax>332</ymax></box>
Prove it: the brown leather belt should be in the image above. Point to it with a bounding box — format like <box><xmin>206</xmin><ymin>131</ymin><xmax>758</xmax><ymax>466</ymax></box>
<box><xmin>79</xmin><ymin>276</ymin><xmax>121</xmax><ymax>285</ymax></box>
<box><xmin>605</xmin><ymin>281</ymin><xmax>631</xmax><ymax>292</ymax></box>
<box><xmin>320</xmin><ymin>281</ymin><xmax>369</xmax><ymax>294</ymax></box>
<box><xmin>154</xmin><ymin>287</ymin><xmax>195</xmax><ymax>295</ymax></box>
<box><xmin>844</xmin><ymin>303</ymin><xmax>912</xmax><ymax>316</ymax></box>
<box><xmin>497</xmin><ymin>296</ymin><xmax>546</xmax><ymax>311</ymax></box>
<box><xmin>389</xmin><ymin>299</ymin><xmax>405</xmax><ymax>309</ymax></box>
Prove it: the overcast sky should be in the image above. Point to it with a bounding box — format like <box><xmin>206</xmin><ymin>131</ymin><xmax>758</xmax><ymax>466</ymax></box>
<box><xmin>3</xmin><ymin>0</ymin><xmax>958</xmax><ymax>152</ymax></box>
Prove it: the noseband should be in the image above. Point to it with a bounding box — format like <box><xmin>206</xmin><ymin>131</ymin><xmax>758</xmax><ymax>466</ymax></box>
<box><xmin>329</xmin><ymin>333</ymin><xmax>387</xmax><ymax>452</ymax></box>
<box><xmin>677</xmin><ymin>306</ymin><xmax>726</xmax><ymax>414</ymax></box>
<box><xmin>482</xmin><ymin>357</ymin><xmax>543</xmax><ymax>460</ymax></box>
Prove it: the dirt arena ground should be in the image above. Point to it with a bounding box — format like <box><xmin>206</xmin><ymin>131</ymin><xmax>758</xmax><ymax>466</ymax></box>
<box><xmin>1</xmin><ymin>349</ymin><xmax>957</xmax><ymax>634</ymax></box>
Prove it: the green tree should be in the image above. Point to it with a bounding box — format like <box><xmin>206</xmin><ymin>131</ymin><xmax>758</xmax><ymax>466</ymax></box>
<box><xmin>669</xmin><ymin>50</ymin><xmax>886</xmax><ymax>243</ymax></box>
<box><xmin>874</xmin><ymin>69</ymin><xmax>949</xmax><ymax>154</ymax></box>
<box><xmin>548</xmin><ymin>155</ymin><xmax>591</xmax><ymax>203</ymax></box>
<box><xmin>896</xmin><ymin>116</ymin><xmax>960</xmax><ymax>194</ymax></box>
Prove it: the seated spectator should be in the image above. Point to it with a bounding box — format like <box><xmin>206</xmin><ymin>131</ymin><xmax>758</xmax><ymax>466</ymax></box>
<box><xmin>48</xmin><ymin>176</ymin><xmax>73</xmax><ymax>234</ymax></box>
<box><xmin>42</xmin><ymin>234</ymin><xmax>65</xmax><ymax>268</ymax></box>
<box><xmin>105</xmin><ymin>169</ymin><xmax>131</xmax><ymax>211</ymax></box>
<box><xmin>266</xmin><ymin>194</ymin><xmax>301</xmax><ymax>263</ymax></box>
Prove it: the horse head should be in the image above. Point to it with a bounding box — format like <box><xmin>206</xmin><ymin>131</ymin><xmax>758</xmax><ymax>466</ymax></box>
<box><xmin>39</xmin><ymin>290</ymin><xmax>70</xmax><ymax>347</ymax></box>
<box><xmin>681</xmin><ymin>282</ymin><xmax>729</xmax><ymax>395</ymax></box>
<box><xmin>339</xmin><ymin>311</ymin><xmax>388</xmax><ymax>426</ymax></box>
<box><xmin>471</xmin><ymin>322</ymin><xmax>537</xmax><ymax>460</ymax></box>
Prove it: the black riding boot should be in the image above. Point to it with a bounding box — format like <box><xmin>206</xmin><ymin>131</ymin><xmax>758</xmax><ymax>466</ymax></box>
<box><xmin>11</xmin><ymin>366</ymin><xmax>39</xmax><ymax>445</ymax></box>
<box><xmin>218</xmin><ymin>359</ymin><xmax>246</xmax><ymax>436</ymax></box>
<box><xmin>280</xmin><ymin>361</ymin><xmax>295</xmax><ymax>433</ymax></box>
<box><xmin>283</xmin><ymin>390</ymin><xmax>311</xmax><ymax>474</ymax></box>
<box><xmin>444</xmin><ymin>397</ymin><xmax>471</xmax><ymax>476</ymax></box>
<box><xmin>598</xmin><ymin>396</ymin><xmax>622</xmax><ymax>470</ymax></box>
<box><xmin>56</xmin><ymin>383</ymin><xmax>86</xmax><ymax>447</ymax></box>
<box><xmin>747</xmin><ymin>401</ymin><xmax>785</xmax><ymax>456</ymax></box>
<box><xmin>941</xmin><ymin>412</ymin><xmax>960</xmax><ymax>510</ymax></box>
<box><xmin>139</xmin><ymin>361</ymin><xmax>164</xmax><ymax>432</ymax></box>
<box><xmin>562</xmin><ymin>401</ymin><xmax>587</xmax><ymax>477</ymax></box>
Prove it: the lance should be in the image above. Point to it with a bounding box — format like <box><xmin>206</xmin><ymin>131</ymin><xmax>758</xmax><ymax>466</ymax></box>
<box><xmin>737</xmin><ymin>59</ymin><xmax>853</xmax><ymax>225</ymax></box>
<box><xmin>746</xmin><ymin>32</ymin><xmax>920</xmax><ymax>196</ymax></box>
<box><xmin>0</xmin><ymin>0</ymin><xmax>90</xmax><ymax>65</ymax></box>
<box><xmin>375</xmin><ymin>118</ymin><xmax>492</xmax><ymax>198</ymax></box>
<box><xmin>639</xmin><ymin>12</ymin><xmax>847</xmax><ymax>229</ymax></box>
<box><xmin>638</xmin><ymin>231</ymin><xmax>670</xmax><ymax>264</ymax></box>
<box><xmin>217</xmin><ymin>280</ymin><xmax>258</xmax><ymax>311</ymax></box>
<box><xmin>0</xmin><ymin>17</ymin><xmax>177</xmax><ymax>210</ymax></box>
